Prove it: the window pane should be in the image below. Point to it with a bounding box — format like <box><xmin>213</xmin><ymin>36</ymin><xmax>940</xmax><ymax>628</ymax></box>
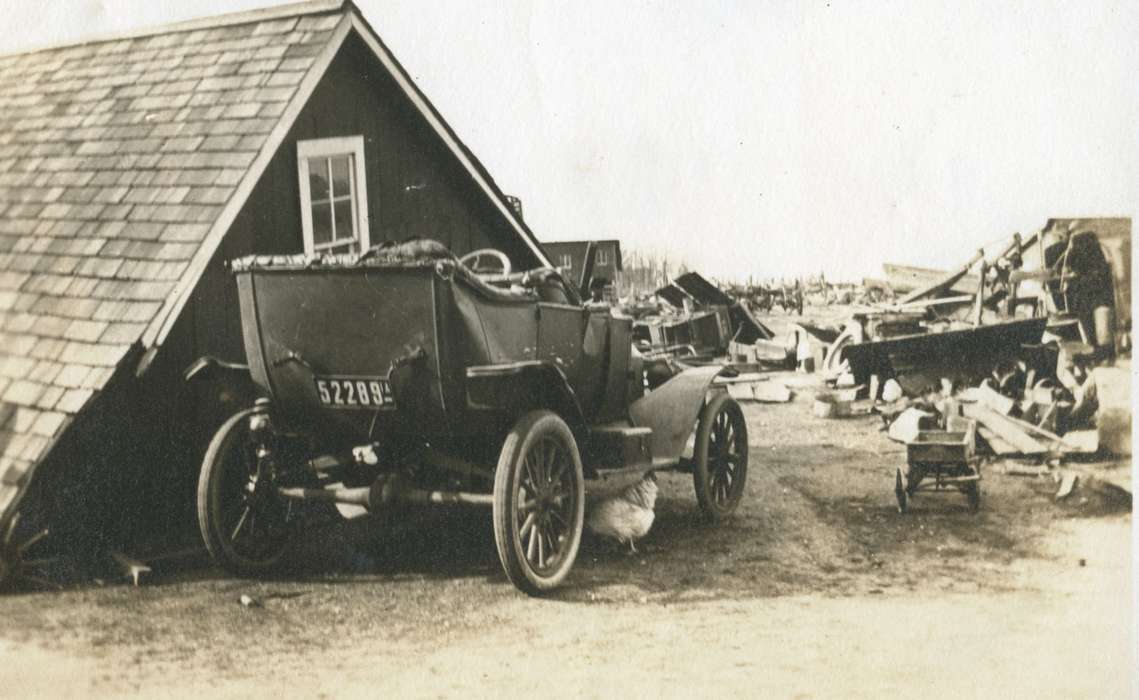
<box><xmin>312</xmin><ymin>201</ymin><xmax>332</xmax><ymax>245</ymax></box>
<box><xmin>333</xmin><ymin>199</ymin><xmax>354</xmax><ymax>241</ymax></box>
<box><xmin>330</xmin><ymin>155</ymin><xmax>352</xmax><ymax>198</ymax></box>
<box><xmin>308</xmin><ymin>157</ymin><xmax>329</xmax><ymax>201</ymax></box>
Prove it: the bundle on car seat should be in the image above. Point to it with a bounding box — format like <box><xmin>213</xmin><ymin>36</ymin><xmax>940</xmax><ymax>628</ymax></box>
<box><xmin>361</xmin><ymin>237</ymin><xmax>457</xmax><ymax>264</ymax></box>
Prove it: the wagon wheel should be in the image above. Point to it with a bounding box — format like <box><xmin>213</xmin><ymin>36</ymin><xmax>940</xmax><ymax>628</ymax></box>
<box><xmin>894</xmin><ymin>467</ymin><xmax>908</xmax><ymax>513</ymax></box>
<box><xmin>197</xmin><ymin>409</ymin><xmax>292</xmax><ymax>576</ymax></box>
<box><xmin>493</xmin><ymin>410</ymin><xmax>584</xmax><ymax>595</ymax></box>
<box><xmin>693</xmin><ymin>392</ymin><xmax>749</xmax><ymax>521</ymax></box>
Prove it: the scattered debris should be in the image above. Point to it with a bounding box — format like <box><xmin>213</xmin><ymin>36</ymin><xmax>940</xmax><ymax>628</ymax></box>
<box><xmin>887</xmin><ymin>408</ymin><xmax>936</xmax><ymax>444</ymax></box>
<box><xmin>880</xmin><ymin>378</ymin><xmax>903</xmax><ymax>403</ymax></box>
<box><xmin>1055</xmin><ymin>472</ymin><xmax>1079</xmax><ymax>500</ymax></box>
<box><xmin>1002</xmin><ymin>463</ymin><xmax>1051</xmax><ymax>477</ymax></box>
<box><xmin>719</xmin><ymin>375</ymin><xmax>792</xmax><ymax>403</ymax></box>
<box><xmin>961</xmin><ymin>403</ymin><xmax>1049</xmax><ymax>455</ymax></box>
<box><xmin>1092</xmin><ymin>365</ymin><xmax>1130</xmax><ymax>455</ymax></box>
<box><xmin>0</xmin><ymin>512</ymin><xmax>54</xmax><ymax>591</ymax></box>
<box><xmin>239</xmin><ymin>594</ymin><xmax>262</xmax><ymax>608</ymax></box>
<box><xmin>639</xmin><ymin>271</ymin><xmax>775</xmax><ymax>359</ymax></box>
<box><xmin>109</xmin><ymin>551</ymin><xmax>152</xmax><ymax>587</ymax></box>
<box><xmin>813</xmin><ymin>391</ymin><xmax>851</xmax><ymax>419</ymax></box>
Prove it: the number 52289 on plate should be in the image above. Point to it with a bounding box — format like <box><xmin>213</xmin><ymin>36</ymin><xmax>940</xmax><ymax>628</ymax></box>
<box><xmin>314</xmin><ymin>376</ymin><xmax>395</xmax><ymax>409</ymax></box>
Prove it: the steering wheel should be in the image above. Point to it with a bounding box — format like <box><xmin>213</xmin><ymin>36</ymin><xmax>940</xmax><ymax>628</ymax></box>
<box><xmin>459</xmin><ymin>248</ymin><xmax>512</xmax><ymax>276</ymax></box>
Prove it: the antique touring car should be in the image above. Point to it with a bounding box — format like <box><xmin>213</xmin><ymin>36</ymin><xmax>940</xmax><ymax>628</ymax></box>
<box><xmin>191</xmin><ymin>242</ymin><xmax>749</xmax><ymax>594</ymax></box>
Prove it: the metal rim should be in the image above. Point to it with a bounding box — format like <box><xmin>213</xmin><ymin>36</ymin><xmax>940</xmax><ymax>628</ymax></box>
<box><xmin>512</xmin><ymin>435</ymin><xmax>578</xmax><ymax>577</ymax></box>
<box><xmin>209</xmin><ymin>422</ymin><xmax>291</xmax><ymax>566</ymax></box>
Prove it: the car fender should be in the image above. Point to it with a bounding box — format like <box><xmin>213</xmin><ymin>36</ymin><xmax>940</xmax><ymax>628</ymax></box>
<box><xmin>465</xmin><ymin>360</ymin><xmax>587</xmax><ymax>431</ymax></box>
<box><xmin>628</xmin><ymin>364</ymin><xmax>728</xmax><ymax>462</ymax></box>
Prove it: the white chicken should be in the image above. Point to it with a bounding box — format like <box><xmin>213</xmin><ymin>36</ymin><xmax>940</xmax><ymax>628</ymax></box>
<box><xmin>586</xmin><ymin>473</ymin><xmax>658</xmax><ymax>553</ymax></box>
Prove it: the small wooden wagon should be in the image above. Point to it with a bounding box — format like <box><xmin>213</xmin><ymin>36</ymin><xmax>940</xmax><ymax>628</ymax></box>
<box><xmin>895</xmin><ymin>416</ymin><xmax>981</xmax><ymax>512</ymax></box>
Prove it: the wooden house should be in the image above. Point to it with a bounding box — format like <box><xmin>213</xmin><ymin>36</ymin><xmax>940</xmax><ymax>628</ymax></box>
<box><xmin>0</xmin><ymin>0</ymin><xmax>553</xmax><ymax>565</ymax></box>
<box><xmin>542</xmin><ymin>239</ymin><xmax>623</xmax><ymax>297</ymax></box>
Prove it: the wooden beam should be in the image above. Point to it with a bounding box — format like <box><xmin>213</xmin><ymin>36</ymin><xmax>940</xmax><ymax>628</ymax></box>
<box><xmin>898</xmin><ymin>248</ymin><xmax>985</xmax><ymax>305</ymax></box>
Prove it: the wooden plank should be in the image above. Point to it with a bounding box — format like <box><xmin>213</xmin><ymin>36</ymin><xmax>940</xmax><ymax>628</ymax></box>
<box><xmin>975</xmin><ymin>383</ymin><xmax>1015</xmax><ymax>415</ymax></box>
<box><xmin>725</xmin><ymin>380</ymin><xmax>791</xmax><ymax>403</ymax></box>
<box><xmin>961</xmin><ymin>403</ymin><xmax>1049</xmax><ymax>454</ymax></box>
<box><xmin>898</xmin><ymin>249</ymin><xmax>984</xmax><ymax>304</ymax></box>
<box><xmin>977</xmin><ymin>424</ymin><xmax>1019</xmax><ymax>455</ymax></box>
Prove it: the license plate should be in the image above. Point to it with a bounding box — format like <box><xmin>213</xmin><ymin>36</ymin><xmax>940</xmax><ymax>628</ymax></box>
<box><xmin>314</xmin><ymin>376</ymin><xmax>395</xmax><ymax>409</ymax></box>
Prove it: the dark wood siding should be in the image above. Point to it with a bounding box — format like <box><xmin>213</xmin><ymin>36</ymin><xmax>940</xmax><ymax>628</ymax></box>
<box><xmin>188</xmin><ymin>33</ymin><xmax>542</xmax><ymax>367</ymax></box>
<box><xmin>109</xmin><ymin>32</ymin><xmax>548</xmax><ymax>551</ymax></box>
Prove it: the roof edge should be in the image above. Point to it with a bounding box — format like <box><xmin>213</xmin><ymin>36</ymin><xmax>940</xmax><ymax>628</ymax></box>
<box><xmin>0</xmin><ymin>0</ymin><xmax>344</xmax><ymax>59</ymax></box>
<box><xmin>346</xmin><ymin>12</ymin><xmax>553</xmax><ymax>269</ymax></box>
<box><xmin>142</xmin><ymin>11</ymin><xmax>355</xmax><ymax>348</ymax></box>
<box><xmin>147</xmin><ymin>3</ymin><xmax>556</xmax><ymax>348</ymax></box>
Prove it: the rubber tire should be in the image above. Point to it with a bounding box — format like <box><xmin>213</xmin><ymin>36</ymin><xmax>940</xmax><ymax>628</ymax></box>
<box><xmin>492</xmin><ymin>410</ymin><xmax>585</xmax><ymax>596</ymax></box>
<box><xmin>895</xmin><ymin>467</ymin><xmax>908</xmax><ymax>513</ymax></box>
<box><xmin>693</xmin><ymin>393</ymin><xmax>749</xmax><ymax>521</ymax></box>
<box><xmin>197</xmin><ymin>409</ymin><xmax>289</xmax><ymax>576</ymax></box>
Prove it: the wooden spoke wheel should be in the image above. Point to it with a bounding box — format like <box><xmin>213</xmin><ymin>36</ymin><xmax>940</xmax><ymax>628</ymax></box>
<box><xmin>693</xmin><ymin>393</ymin><xmax>749</xmax><ymax>521</ymax></box>
<box><xmin>197</xmin><ymin>409</ymin><xmax>292</xmax><ymax>576</ymax></box>
<box><xmin>493</xmin><ymin>410</ymin><xmax>584</xmax><ymax>595</ymax></box>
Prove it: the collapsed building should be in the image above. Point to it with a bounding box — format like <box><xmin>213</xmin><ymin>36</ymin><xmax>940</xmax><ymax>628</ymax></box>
<box><xmin>633</xmin><ymin>272</ymin><xmax>775</xmax><ymax>360</ymax></box>
<box><xmin>824</xmin><ymin>217</ymin><xmax>1130</xmax><ymax>392</ymax></box>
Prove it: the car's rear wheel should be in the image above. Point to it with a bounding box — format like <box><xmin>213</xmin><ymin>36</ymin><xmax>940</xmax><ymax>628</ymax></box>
<box><xmin>198</xmin><ymin>409</ymin><xmax>292</xmax><ymax>575</ymax></box>
<box><xmin>693</xmin><ymin>392</ymin><xmax>749</xmax><ymax>520</ymax></box>
<box><xmin>493</xmin><ymin>410</ymin><xmax>584</xmax><ymax>595</ymax></box>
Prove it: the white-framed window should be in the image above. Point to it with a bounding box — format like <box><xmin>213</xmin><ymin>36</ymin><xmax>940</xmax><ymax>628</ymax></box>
<box><xmin>595</xmin><ymin>248</ymin><xmax>610</xmax><ymax>266</ymax></box>
<box><xmin>560</xmin><ymin>254</ymin><xmax>573</xmax><ymax>270</ymax></box>
<box><xmin>297</xmin><ymin>136</ymin><xmax>370</xmax><ymax>255</ymax></box>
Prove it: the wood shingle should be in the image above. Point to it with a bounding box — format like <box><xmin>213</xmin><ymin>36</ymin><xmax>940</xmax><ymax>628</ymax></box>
<box><xmin>0</xmin><ymin>1</ymin><xmax>344</xmax><ymax>512</ymax></box>
<box><xmin>0</xmin><ymin>0</ymin><xmax>555</xmax><ymax>538</ymax></box>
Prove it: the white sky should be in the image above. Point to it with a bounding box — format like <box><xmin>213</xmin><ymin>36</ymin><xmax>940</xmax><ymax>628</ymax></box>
<box><xmin>2</xmin><ymin>0</ymin><xmax>1136</xmax><ymax>282</ymax></box>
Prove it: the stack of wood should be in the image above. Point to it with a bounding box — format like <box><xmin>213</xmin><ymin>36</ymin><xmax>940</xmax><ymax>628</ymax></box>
<box><xmin>883</xmin><ymin>359</ymin><xmax>1107</xmax><ymax>462</ymax></box>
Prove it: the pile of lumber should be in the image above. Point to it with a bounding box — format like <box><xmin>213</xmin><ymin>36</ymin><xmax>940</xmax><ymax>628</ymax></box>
<box><xmin>878</xmin><ymin>338</ymin><xmax>1127</xmax><ymax>460</ymax></box>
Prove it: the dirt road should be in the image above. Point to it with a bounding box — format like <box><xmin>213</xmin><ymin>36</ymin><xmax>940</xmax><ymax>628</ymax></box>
<box><xmin>0</xmin><ymin>369</ymin><xmax>1132</xmax><ymax>698</ymax></box>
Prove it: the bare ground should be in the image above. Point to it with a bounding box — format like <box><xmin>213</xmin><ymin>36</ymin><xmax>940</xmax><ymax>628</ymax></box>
<box><xmin>0</xmin><ymin>357</ymin><xmax>1132</xmax><ymax>697</ymax></box>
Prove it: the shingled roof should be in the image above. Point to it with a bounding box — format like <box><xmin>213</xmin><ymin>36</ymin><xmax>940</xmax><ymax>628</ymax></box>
<box><xmin>0</xmin><ymin>0</ymin><xmax>549</xmax><ymax>520</ymax></box>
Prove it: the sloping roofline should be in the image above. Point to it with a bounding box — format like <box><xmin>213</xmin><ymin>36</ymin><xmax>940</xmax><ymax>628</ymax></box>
<box><xmin>0</xmin><ymin>0</ymin><xmax>342</xmax><ymax>58</ymax></box>
<box><xmin>139</xmin><ymin>0</ymin><xmax>553</xmax><ymax>346</ymax></box>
